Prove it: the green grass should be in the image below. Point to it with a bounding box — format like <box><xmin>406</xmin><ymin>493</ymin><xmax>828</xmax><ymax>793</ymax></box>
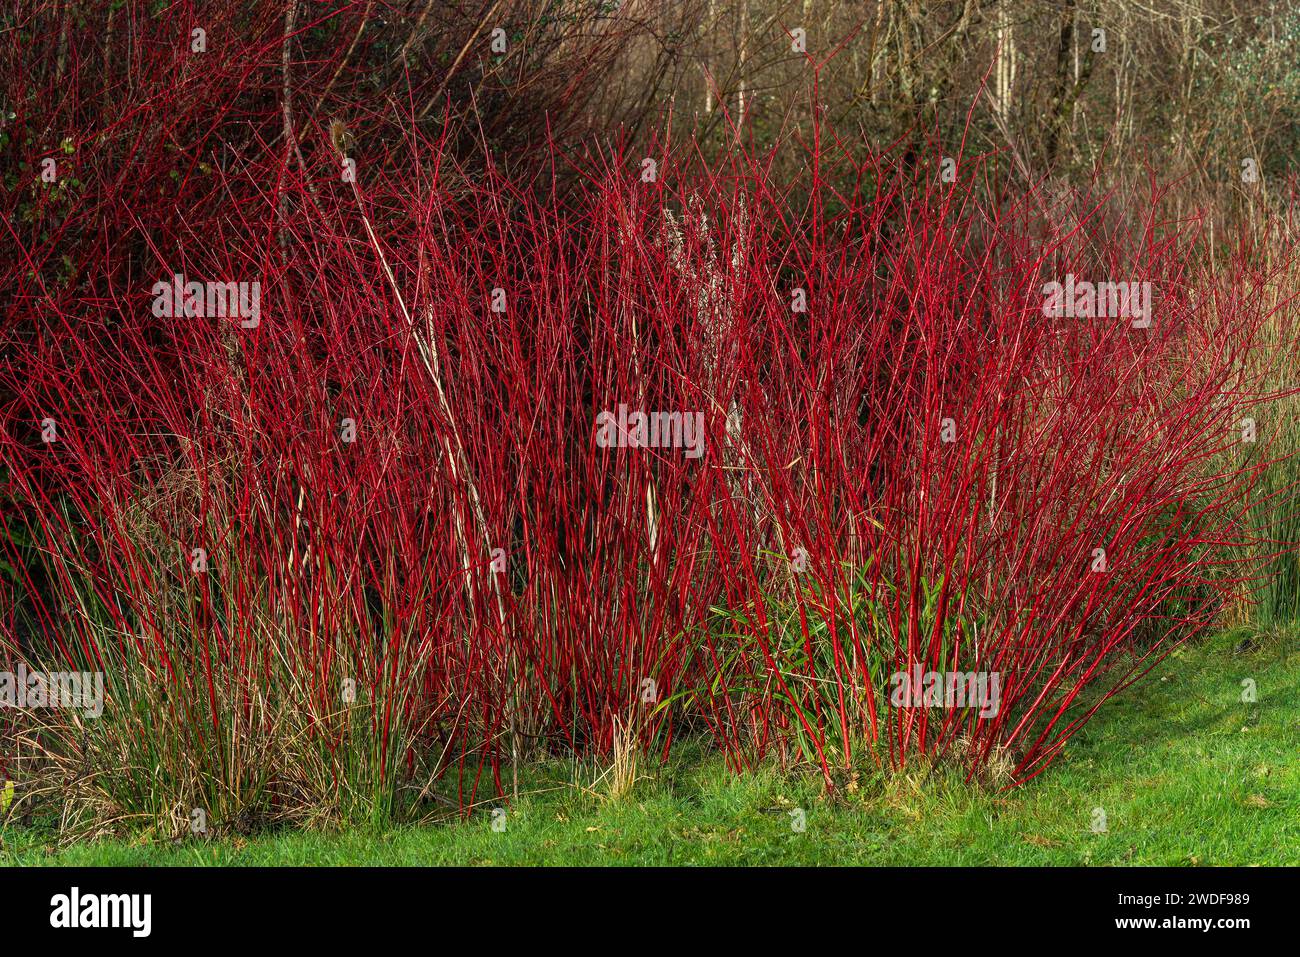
<box><xmin>3</xmin><ymin>628</ymin><xmax>1297</xmax><ymax>866</ymax></box>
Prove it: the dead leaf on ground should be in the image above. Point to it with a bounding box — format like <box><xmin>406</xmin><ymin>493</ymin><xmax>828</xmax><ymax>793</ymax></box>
<box><xmin>1023</xmin><ymin>834</ymin><xmax>1062</xmax><ymax>848</ymax></box>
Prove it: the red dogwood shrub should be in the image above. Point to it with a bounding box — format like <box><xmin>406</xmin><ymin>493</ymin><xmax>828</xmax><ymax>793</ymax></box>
<box><xmin>2</xmin><ymin>5</ymin><xmax>1296</xmax><ymax>826</ymax></box>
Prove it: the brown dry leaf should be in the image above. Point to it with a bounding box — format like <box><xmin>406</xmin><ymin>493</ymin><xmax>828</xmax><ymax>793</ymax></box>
<box><xmin>1244</xmin><ymin>794</ymin><xmax>1272</xmax><ymax>808</ymax></box>
<box><xmin>1023</xmin><ymin>834</ymin><xmax>1062</xmax><ymax>848</ymax></box>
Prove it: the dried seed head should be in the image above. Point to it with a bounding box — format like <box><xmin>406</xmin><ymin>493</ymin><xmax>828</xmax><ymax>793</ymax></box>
<box><xmin>328</xmin><ymin>119</ymin><xmax>352</xmax><ymax>155</ymax></box>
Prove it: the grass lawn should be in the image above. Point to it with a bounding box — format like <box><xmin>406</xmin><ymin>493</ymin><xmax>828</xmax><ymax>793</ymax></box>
<box><xmin>3</xmin><ymin>628</ymin><xmax>1296</xmax><ymax>866</ymax></box>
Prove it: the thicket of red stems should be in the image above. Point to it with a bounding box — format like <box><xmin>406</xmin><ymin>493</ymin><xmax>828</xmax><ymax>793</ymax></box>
<box><xmin>7</xmin><ymin>117</ymin><xmax>1289</xmax><ymax>806</ymax></box>
<box><xmin>4</xmin><ymin>97</ymin><xmax>1296</xmax><ymax>814</ymax></box>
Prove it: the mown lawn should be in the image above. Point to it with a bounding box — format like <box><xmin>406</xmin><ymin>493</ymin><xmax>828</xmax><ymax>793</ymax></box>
<box><xmin>4</xmin><ymin>628</ymin><xmax>1296</xmax><ymax>866</ymax></box>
